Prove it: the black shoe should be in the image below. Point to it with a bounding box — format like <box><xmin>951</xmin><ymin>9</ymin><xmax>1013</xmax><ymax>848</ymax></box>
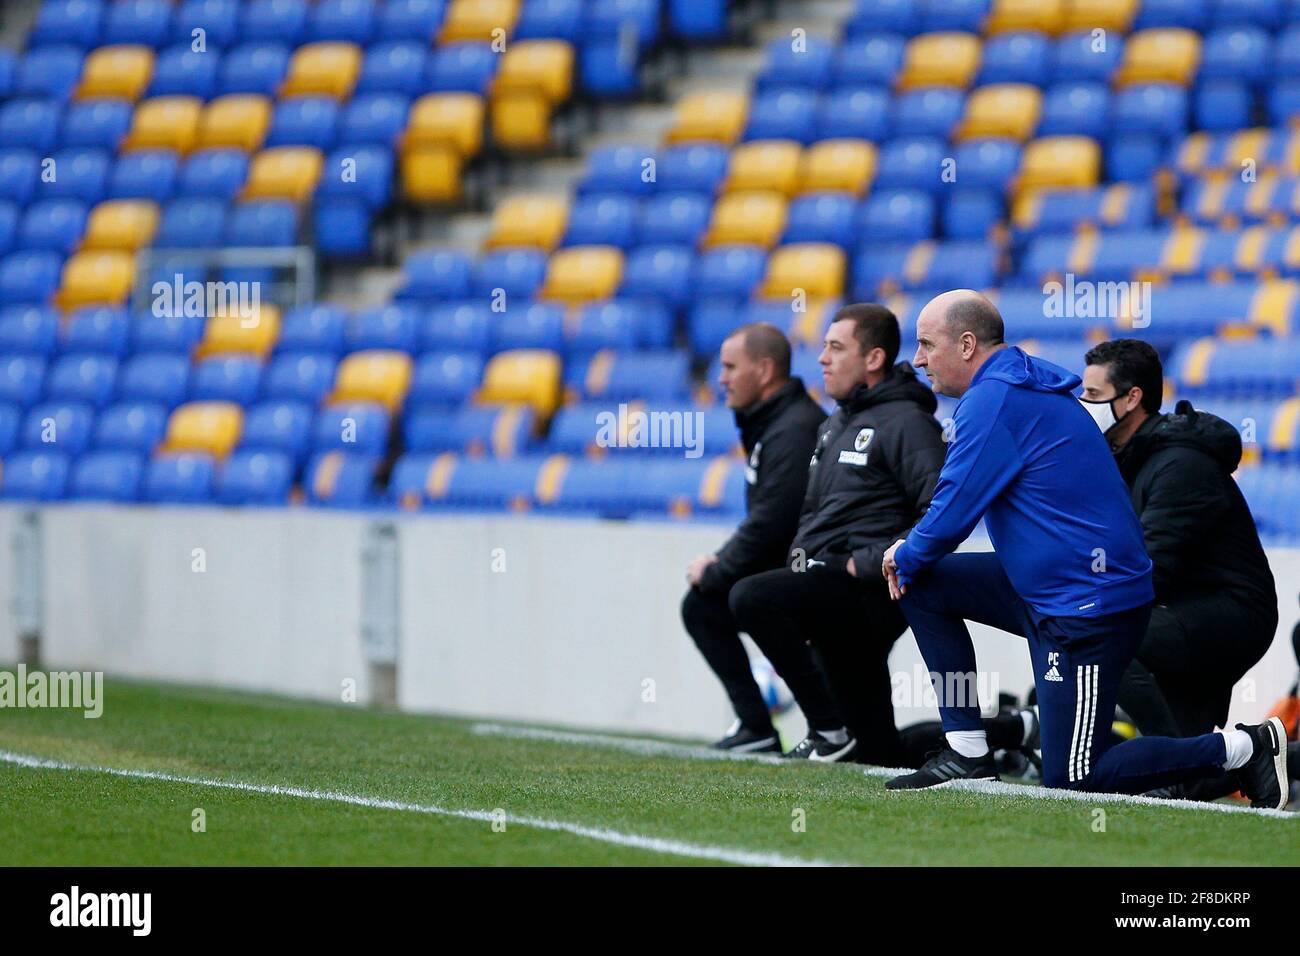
<box><xmin>885</xmin><ymin>747</ymin><xmax>999</xmax><ymax>791</ymax></box>
<box><xmin>1236</xmin><ymin>717</ymin><xmax>1289</xmax><ymax>810</ymax></box>
<box><xmin>1017</xmin><ymin>706</ymin><xmax>1042</xmax><ymax>774</ymax></box>
<box><xmin>712</xmin><ymin>720</ymin><xmax>781</xmax><ymax>753</ymax></box>
<box><xmin>783</xmin><ymin>731</ymin><xmax>857</xmax><ymax>762</ymax></box>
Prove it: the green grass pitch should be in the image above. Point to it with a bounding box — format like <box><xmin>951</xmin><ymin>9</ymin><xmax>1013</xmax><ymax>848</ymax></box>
<box><xmin>0</xmin><ymin>676</ymin><xmax>1293</xmax><ymax>866</ymax></box>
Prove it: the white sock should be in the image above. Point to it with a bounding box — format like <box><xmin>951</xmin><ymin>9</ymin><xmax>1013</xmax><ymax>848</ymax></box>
<box><xmin>946</xmin><ymin>730</ymin><xmax>990</xmax><ymax>758</ymax></box>
<box><xmin>1020</xmin><ymin>709</ymin><xmax>1035</xmax><ymax>745</ymax></box>
<box><xmin>1218</xmin><ymin>729</ymin><xmax>1253</xmax><ymax>771</ymax></box>
<box><xmin>818</xmin><ymin>727</ymin><xmax>848</xmax><ymax>745</ymax></box>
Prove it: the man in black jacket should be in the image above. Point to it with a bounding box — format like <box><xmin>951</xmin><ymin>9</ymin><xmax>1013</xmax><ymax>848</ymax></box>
<box><xmin>682</xmin><ymin>322</ymin><xmax>827</xmax><ymax>752</ymax></box>
<box><xmin>1080</xmin><ymin>339</ymin><xmax>1279</xmax><ymax>741</ymax></box>
<box><xmin>728</xmin><ymin>303</ymin><xmax>948</xmax><ymax>764</ymax></box>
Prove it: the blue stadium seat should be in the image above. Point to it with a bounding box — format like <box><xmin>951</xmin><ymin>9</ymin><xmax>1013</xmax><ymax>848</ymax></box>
<box><xmin>658</xmin><ymin>144</ymin><xmax>729</xmax><ymax>195</ymax></box>
<box><xmin>60</xmin><ymin>98</ymin><xmax>133</xmax><ymax>150</ymax></box>
<box><xmin>567</xmin><ymin>301</ymin><xmax>643</xmax><ymax>356</ymax></box>
<box><xmin>619</xmin><ymin>245</ymin><xmax>695</xmax><ymax>309</ymax></box>
<box><xmin>891</xmin><ymin>88</ymin><xmax>964</xmax><ymax>139</ymax></box>
<box><xmin>1113</xmin><ymin>84</ymin><xmax>1188</xmax><ymax>138</ymax></box>
<box><xmin>375</xmin><ymin>0</ymin><xmax>445</xmax><ymax>42</ymax></box>
<box><xmin>0</xmin><ymin>355</ymin><xmax>47</xmax><ymax>407</ymax></box>
<box><xmin>783</xmin><ymin>192</ymin><xmax>857</xmax><ymax>247</ymax></box>
<box><xmin>316</xmin><ymin>145</ymin><xmax>393</xmax><ymax>209</ymax></box>
<box><xmin>854</xmin><ymin>240</ymin><xmax>997</xmax><ymax>297</ymax></box>
<box><xmin>637</xmin><ymin>192</ymin><xmax>710</xmax><ymax>246</ymax></box>
<box><xmin>42</xmin><ymin>148</ymin><xmax>112</xmax><ymax>202</ymax></box>
<box><xmin>239</xmin><ymin>400</ymin><xmax>314</xmax><ymax>460</ymax></box>
<box><xmin>103</xmin><ymin>0</ymin><xmax>174</xmax><ymax>47</ymax></box>
<box><xmin>563</xmin><ymin>194</ymin><xmax>639</xmax><ymax>248</ymax></box>
<box><xmin>1211</xmin><ymin>0</ymin><xmax>1281</xmax><ymax>29</ymax></box>
<box><xmin>688</xmin><ymin>299</ymin><xmax>744</xmax><ymax>357</ymax></box>
<box><xmin>60</xmin><ymin>307</ymin><xmax>130</xmax><ymax>357</ymax></box>
<box><xmin>278</xmin><ymin>305</ymin><xmax>348</xmax><ymax>353</ymax></box>
<box><xmin>1135</xmin><ymin>0</ymin><xmax>1210</xmax><ymax>28</ymax></box>
<box><xmin>1201</xmin><ymin>26</ymin><xmax>1272</xmax><ymax>84</ymax></box>
<box><xmin>1052</xmin><ymin>32</ymin><xmax>1124</xmax><ymax>84</ymax></box>
<box><xmin>224</xmin><ymin>200</ymin><xmax>298</xmax><ymax>246</ymax></box>
<box><xmin>171</xmin><ymin>0</ymin><xmax>240</xmax><ymax>46</ymax></box>
<box><xmin>1107</xmin><ymin>133</ymin><xmax>1165</xmax><ymax>181</ymax></box>
<box><xmin>190</xmin><ymin>355</ymin><xmax>264</xmax><ymax>404</ymax></box>
<box><xmin>69</xmin><ymin>450</ymin><xmax>144</xmax><ymax>501</ymax></box>
<box><xmin>1267</xmin><ymin>80</ymin><xmax>1300</xmax><ymax>124</ymax></box>
<box><xmin>744</xmin><ymin>90</ymin><xmax>819</xmax><ymax>143</ymax></box>
<box><xmin>427</xmin><ymin>42</ymin><xmax>498</xmax><ymax>94</ymax></box>
<box><xmin>516</xmin><ymin>0</ymin><xmax>584</xmax><ymax>41</ymax></box>
<box><xmin>566</xmin><ymin>350</ymin><xmax>691</xmax><ymax>403</ymax></box>
<box><xmin>155</xmin><ymin>198</ymin><xmax>227</xmax><ymax>247</ymax></box>
<box><xmin>108</xmin><ymin>150</ymin><xmax>180</xmax><ymax>202</ymax></box>
<box><xmin>817</xmin><ymin>87</ymin><xmax>891</xmax><ymax>141</ymax></box>
<box><xmin>215</xmin><ymin>449</ymin><xmax>295</xmax><ymax>504</ymax></box>
<box><xmin>495</xmin><ymin>302</ymin><xmax>566</xmax><ymax>353</ymax></box>
<box><xmin>30</xmin><ymin>0</ymin><xmax>106</xmax><ymax>49</ymax></box>
<box><xmin>19</xmin><ymin>200</ymin><xmax>88</xmax><ymax>254</ymax></box>
<box><xmin>397</xmin><ymin>454</ymin><xmax>541</xmax><ymax>510</ymax></box>
<box><xmin>313</xmin><ymin>197</ymin><xmax>372</xmax><ymax>257</ymax></box>
<box><xmin>757</xmin><ymin>35</ymin><xmax>834</xmax><ymax>92</ymax></box>
<box><xmin>1278</xmin><ymin>24</ymin><xmax>1300</xmax><ymax>77</ymax></box>
<box><xmin>119</xmin><ymin>353</ymin><xmax>190</xmax><ymax>406</ymax></box>
<box><xmin>178</xmin><ymin>149</ymin><xmax>249</xmax><ymax>200</ymax></box>
<box><xmin>0</xmin><ymin>99</ymin><xmax>63</xmax><ymax>153</ymax></box>
<box><xmin>834</xmin><ymin>36</ymin><xmax>905</xmax><ymax>88</ymax></box>
<box><xmin>219</xmin><ymin>42</ymin><xmax>291</xmax><ymax>97</ymax></box>
<box><xmin>266</xmin><ymin>97</ymin><xmax>340</xmax><ymax>150</ymax></box>
<box><xmin>397</xmin><ymin>249</ymin><xmax>472</xmax><ymax>302</ymax></box>
<box><xmin>93</xmin><ymin>401</ymin><xmax>168</xmax><ymax>452</ymax></box>
<box><xmin>338</xmin><ymin>94</ymin><xmax>410</xmax><ymax>146</ymax></box>
<box><xmin>580</xmin><ymin>0</ymin><xmax>659</xmax><ymax>97</ymax></box>
<box><xmin>942</xmin><ymin>189</ymin><xmax>1003</xmax><ymax>240</ymax></box>
<box><xmin>311</xmin><ymin>401</ymin><xmax>389</xmax><ymax>453</ymax></box>
<box><xmin>356</xmin><ymin>42</ymin><xmax>428</xmax><ymax>96</ymax></box>
<box><xmin>874</xmin><ymin>137</ymin><xmax>946</xmax><ymax>193</ymax></box>
<box><xmin>241</xmin><ymin>0</ymin><xmax>308</xmax><ymax>43</ymax></box>
<box><xmin>144</xmin><ymin>452</ymin><xmax>215</xmax><ymax>503</ymax></box>
<box><xmin>979</xmin><ymin>31</ymin><xmax>1051</xmax><ymax>86</ymax></box>
<box><xmin>0</xmin><ymin>150</ymin><xmax>41</xmax><ymax>206</ymax></box>
<box><xmin>1</xmin><ymin>450</ymin><xmax>70</xmax><ymax>500</ymax></box>
<box><xmin>0</xmin><ymin>203</ymin><xmax>15</xmax><ymax>257</ymax></box>
<box><xmin>148</xmin><ymin>46</ymin><xmax>220</xmax><ymax>99</ymax></box>
<box><xmin>844</xmin><ymin>0</ymin><xmax>920</xmax><ymax>37</ymax></box>
<box><xmin>403</xmin><ymin>403</ymin><xmax>534</xmax><ymax>457</ymax></box>
<box><xmin>470</xmin><ymin>248</ymin><xmax>547</xmax><ymax>300</ymax></box>
<box><xmin>579</xmin><ymin>144</ymin><xmax>657</xmax><ymax>196</ymax></box>
<box><xmin>693</xmin><ymin>246</ymin><xmax>765</xmax><ymax>300</ymax></box>
<box><xmin>0</xmin><ymin>403</ymin><xmax>25</xmax><ymax>454</ymax></box>
<box><xmin>1195</xmin><ymin>80</ymin><xmax>1253</xmax><ymax>131</ymax></box>
<box><xmin>0</xmin><ymin>307</ymin><xmax>59</xmax><ymax>355</ymax></box>
<box><xmin>408</xmin><ymin>351</ymin><xmax>484</xmax><ymax>406</ymax></box>
<box><xmin>420</xmin><ymin>302</ymin><xmax>493</xmax><ymax>353</ymax></box>
<box><xmin>17</xmin><ymin>45</ymin><xmax>84</xmax><ymax>101</ymax></box>
<box><xmin>951</xmin><ymin>138</ymin><xmax>1021</xmax><ymax>190</ymax></box>
<box><xmin>262</xmin><ymin>352</ymin><xmax>339</xmax><ymax>403</ymax></box>
<box><xmin>308</xmin><ymin>0</ymin><xmax>377</xmax><ymax>43</ymax></box>
<box><xmin>856</xmin><ymin>189</ymin><xmax>934</xmax><ymax>243</ymax></box>
<box><xmin>46</xmin><ymin>354</ymin><xmax>118</xmax><ymax>406</ymax></box>
<box><xmin>133</xmin><ymin>312</ymin><xmax>205</xmax><ymax>354</ymax></box>
<box><xmin>20</xmin><ymin>401</ymin><xmax>95</xmax><ymax>456</ymax></box>
<box><xmin>304</xmin><ymin>451</ymin><xmax>377</xmax><ymax>505</ymax></box>
<box><xmin>0</xmin><ymin>251</ymin><xmax>65</xmax><ymax>304</ymax></box>
<box><xmin>1038</xmin><ymin>83</ymin><xmax>1110</xmax><ymax>139</ymax></box>
<box><xmin>346</xmin><ymin>303</ymin><xmax>419</xmax><ymax>353</ymax></box>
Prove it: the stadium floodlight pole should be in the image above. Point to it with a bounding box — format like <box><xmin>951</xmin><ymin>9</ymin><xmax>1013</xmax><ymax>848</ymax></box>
<box><xmin>360</xmin><ymin>521</ymin><xmax>400</xmax><ymax>708</ymax></box>
<box><xmin>11</xmin><ymin>509</ymin><xmax>43</xmax><ymax>668</ymax></box>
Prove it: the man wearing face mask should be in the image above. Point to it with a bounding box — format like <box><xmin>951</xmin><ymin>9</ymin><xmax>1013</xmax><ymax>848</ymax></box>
<box><xmin>682</xmin><ymin>322</ymin><xmax>827</xmax><ymax>752</ymax></box>
<box><xmin>1080</xmin><ymin>339</ymin><xmax>1278</xmax><ymax>744</ymax></box>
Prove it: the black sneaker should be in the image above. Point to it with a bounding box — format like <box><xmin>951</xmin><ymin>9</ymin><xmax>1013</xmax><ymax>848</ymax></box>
<box><xmin>1236</xmin><ymin>716</ymin><xmax>1289</xmax><ymax>810</ymax></box>
<box><xmin>885</xmin><ymin>747</ymin><xmax>999</xmax><ymax>790</ymax></box>
<box><xmin>712</xmin><ymin>720</ymin><xmax>781</xmax><ymax>753</ymax></box>
<box><xmin>783</xmin><ymin>731</ymin><xmax>857</xmax><ymax>762</ymax></box>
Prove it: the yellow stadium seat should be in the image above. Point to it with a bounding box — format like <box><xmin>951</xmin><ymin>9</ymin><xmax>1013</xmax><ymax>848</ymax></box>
<box><xmin>490</xmin><ymin>40</ymin><xmax>574</xmax><ymax>151</ymax></box>
<box><xmin>81</xmin><ymin>200</ymin><xmax>159</xmax><ymax>252</ymax></box>
<box><xmin>404</xmin><ymin>93</ymin><xmax>484</xmax><ymax>156</ymax></box>
<box><xmin>1114</xmin><ymin>29</ymin><xmax>1202</xmax><ymax>87</ymax></box>
<box><xmin>477</xmin><ymin>350</ymin><xmax>562</xmax><ymax>418</ymax></box>
<box><xmin>401</xmin><ymin>148</ymin><xmax>463</xmax><ymax>204</ymax></box>
<box><xmin>664</xmin><ymin>90</ymin><xmax>749</xmax><ymax>145</ymax></box>
<box><xmin>76</xmin><ymin>45</ymin><xmax>154</xmax><ymax>100</ymax></box>
<box><xmin>896</xmin><ymin>33</ymin><xmax>982</xmax><ymax>90</ymax></box>
<box><xmin>484</xmin><ymin>195</ymin><xmax>568</xmax><ymax>250</ymax></box>
<box><xmin>161</xmin><ymin>402</ymin><xmax>243</xmax><ymax>459</ymax></box>
<box><xmin>986</xmin><ymin>0</ymin><xmax>1066</xmax><ymax>35</ymax></box>
<box><xmin>331</xmin><ymin>350</ymin><xmax>413</xmax><ymax>410</ymax></box>
<box><xmin>441</xmin><ymin>0</ymin><xmax>521</xmax><ymax>42</ymax></box>
<box><xmin>242</xmin><ymin>147</ymin><xmax>324</xmax><ymax>202</ymax></box>
<box><xmin>1061</xmin><ymin>0</ymin><xmax>1139</xmax><ymax>33</ymax></box>
<box><xmin>122</xmin><ymin>96</ymin><xmax>203</xmax><ymax>154</ymax></box>
<box><xmin>55</xmin><ymin>251</ymin><xmax>134</xmax><ymax>310</ymax></box>
<box><xmin>197</xmin><ymin>95</ymin><xmax>272</xmax><ymax>152</ymax></box>
<box><xmin>194</xmin><ymin>304</ymin><xmax>282</xmax><ymax>360</ymax></box>
<box><xmin>1016</xmin><ymin>136</ymin><xmax>1101</xmax><ymax>194</ymax></box>
<box><xmin>800</xmin><ymin>139</ymin><xmax>878</xmax><ymax>195</ymax></box>
<box><xmin>724</xmin><ymin>140</ymin><xmax>803</xmax><ymax>196</ymax></box>
<box><xmin>760</xmin><ymin>243</ymin><xmax>847</xmax><ymax>300</ymax></box>
<box><xmin>957</xmin><ymin>84</ymin><xmax>1043</xmax><ymax>141</ymax></box>
<box><xmin>703</xmin><ymin>191</ymin><xmax>787</xmax><ymax>248</ymax></box>
<box><xmin>280</xmin><ymin>42</ymin><xmax>362</xmax><ymax>99</ymax></box>
<box><xmin>539</xmin><ymin>246</ymin><xmax>624</xmax><ymax>304</ymax></box>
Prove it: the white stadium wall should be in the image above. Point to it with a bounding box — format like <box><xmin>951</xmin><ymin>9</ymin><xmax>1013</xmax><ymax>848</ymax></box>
<box><xmin>0</xmin><ymin>504</ymin><xmax>1296</xmax><ymax>739</ymax></box>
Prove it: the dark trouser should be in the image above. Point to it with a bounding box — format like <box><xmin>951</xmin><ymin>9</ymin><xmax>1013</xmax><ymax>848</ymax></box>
<box><xmin>900</xmin><ymin>552</ymin><xmax>1229</xmax><ymax>793</ymax></box>
<box><xmin>729</xmin><ymin>564</ymin><xmax>909</xmax><ymax>765</ymax></box>
<box><xmin>681</xmin><ymin>585</ymin><xmax>779</xmax><ymax>733</ymax></box>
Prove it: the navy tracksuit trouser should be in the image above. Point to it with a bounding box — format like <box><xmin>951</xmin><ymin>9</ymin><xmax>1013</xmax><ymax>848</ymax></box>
<box><xmin>900</xmin><ymin>552</ymin><xmax>1230</xmax><ymax>793</ymax></box>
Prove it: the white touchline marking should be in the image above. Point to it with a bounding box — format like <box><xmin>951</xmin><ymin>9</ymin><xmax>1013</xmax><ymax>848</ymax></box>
<box><xmin>472</xmin><ymin>723</ymin><xmax>1298</xmax><ymax>821</ymax></box>
<box><xmin>0</xmin><ymin>749</ymin><xmax>838</xmax><ymax>868</ymax></box>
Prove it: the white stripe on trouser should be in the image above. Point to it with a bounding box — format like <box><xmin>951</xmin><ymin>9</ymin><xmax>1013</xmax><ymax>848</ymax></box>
<box><xmin>1069</xmin><ymin>665</ymin><xmax>1099</xmax><ymax>783</ymax></box>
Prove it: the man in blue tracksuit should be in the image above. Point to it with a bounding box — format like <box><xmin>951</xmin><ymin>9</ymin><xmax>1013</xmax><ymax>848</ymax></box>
<box><xmin>878</xmin><ymin>290</ymin><xmax>1289</xmax><ymax>808</ymax></box>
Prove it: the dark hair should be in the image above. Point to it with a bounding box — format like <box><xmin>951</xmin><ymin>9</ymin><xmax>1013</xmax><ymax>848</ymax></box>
<box><xmin>831</xmin><ymin>302</ymin><xmax>900</xmax><ymax>367</ymax></box>
<box><xmin>731</xmin><ymin>322</ymin><xmax>792</xmax><ymax>379</ymax></box>
<box><xmin>944</xmin><ymin>295</ymin><xmax>1005</xmax><ymax>347</ymax></box>
<box><xmin>1084</xmin><ymin>339</ymin><xmax>1163</xmax><ymax>414</ymax></box>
